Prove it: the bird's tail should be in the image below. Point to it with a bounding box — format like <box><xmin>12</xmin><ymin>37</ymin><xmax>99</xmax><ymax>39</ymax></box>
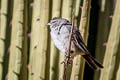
<box><xmin>82</xmin><ymin>54</ymin><xmax>103</xmax><ymax>70</ymax></box>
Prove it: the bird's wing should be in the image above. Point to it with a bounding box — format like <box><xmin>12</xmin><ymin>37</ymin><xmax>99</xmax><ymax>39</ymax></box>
<box><xmin>73</xmin><ymin>29</ymin><xmax>89</xmax><ymax>54</ymax></box>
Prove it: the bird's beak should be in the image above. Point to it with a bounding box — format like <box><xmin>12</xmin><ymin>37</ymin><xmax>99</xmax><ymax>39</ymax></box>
<box><xmin>46</xmin><ymin>22</ymin><xmax>51</xmax><ymax>26</ymax></box>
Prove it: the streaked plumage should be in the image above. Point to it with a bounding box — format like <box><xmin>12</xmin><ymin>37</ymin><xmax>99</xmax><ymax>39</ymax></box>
<box><xmin>47</xmin><ymin>17</ymin><xmax>103</xmax><ymax>70</ymax></box>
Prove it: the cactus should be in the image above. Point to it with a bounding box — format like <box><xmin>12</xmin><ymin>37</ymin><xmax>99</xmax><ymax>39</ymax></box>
<box><xmin>32</xmin><ymin>0</ymin><xmax>50</xmax><ymax>79</ymax></box>
<box><xmin>0</xmin><ymin>0</ymin><xmax>8</xmax><ymax>79</ymax></box>
<box><xmin>100</xmin><ymin>0</ymin><xmax>120</xmax><ymax>80</ymax></box>
<box><xmin>70</xmin><ymin>0</ymin><xmax>91</xmax><ymax>80</ymax></box>
<box><xmin>8</xmin><ymin>0</ymin><xmax>27</xmax><ymax>80</ymax></box>
<box><xmin>28</xmin><ymin>0</ymin><xmax>41</xmax><ymax>80</ymax></box>
<box><xmin>49</xmin><ymin>0</ymin><xmax>62</xmax><ymax>80</ymax></box>
<box><xmin>94</xmin><ymin>0</ymin><xmax>114</xmax><ymax>80</ymax></box>
<box><xmin>0</xmin><ymin>0</ymin><xmax>120</xmax><ymax>80</ymax></box>
<box><xmin>58</xmin><ymin>0</ymin><xmax>73</xmax><ymax>80</ymax></box>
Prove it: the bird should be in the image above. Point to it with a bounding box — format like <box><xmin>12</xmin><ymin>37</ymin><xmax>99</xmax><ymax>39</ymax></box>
<box><xmin>47</xmin><ymin>17</ymin><xmax>103</xmax><ymax>70</ymax></box>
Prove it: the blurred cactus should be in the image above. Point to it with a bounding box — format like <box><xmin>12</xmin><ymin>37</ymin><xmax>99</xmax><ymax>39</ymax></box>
<box><xmin>28</xmin><ymin>0</ymin><xmax>41</xmax><ymax>79</ymax></box>
<box><xmin>0</xmin><ymin>0</ymin><xmax>8</xmax><ymax>79</ymax></box>
<box><xmin>70</xmin><ymin>0</ymin><xmax>91</xmax><ymax>80</ymax></box>
<box><xmin>32</xmin><ymin>0</ymin><xmax>50</xmax><ymax>79</ymax></box>
<box><xmin>94</xmin><ymin>0</ymin><xmax>114</xmax><ymax>79</ymax></box>
<box><xmin>100</xmin><ymin>0</ymin><xmax>120</xmax><ymax>80</ymax></box>
<box><xmin>8</xmin><ymin>0</ymin><xmax>27</xmax><ymax>80</ymax></box>
<box><xmin>0</xmin><ymin>0</ymin><xmax>119</xmax><ymax>80</ymax></box>
<box><xmin>59</xmin><ymin>0</ymin><xmax>73</xmax><ymax>80</ymax></box>
<box><xmin>49</xmin><ymin>0</ymin><xmax>61</xmax><ymax>80</ymax></box>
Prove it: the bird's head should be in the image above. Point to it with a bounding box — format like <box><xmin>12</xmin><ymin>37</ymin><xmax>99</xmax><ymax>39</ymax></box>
<box><xmin>47</xmin><ymin>17</ymin><xmax>70</xmax><ymax>29</ymax></box>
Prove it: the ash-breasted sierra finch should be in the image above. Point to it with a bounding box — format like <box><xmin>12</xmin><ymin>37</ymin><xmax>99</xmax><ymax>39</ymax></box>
<box><xmin>47</xmin><ymin>17</ymin><xmax>103</xmax><ymax>70</ymax></box>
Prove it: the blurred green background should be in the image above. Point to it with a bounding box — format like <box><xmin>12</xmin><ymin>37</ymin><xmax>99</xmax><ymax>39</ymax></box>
<box><xmin>0</xmin><ymin>0</ymin><xmax>120</xmax><ymax>80</ymax></box>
